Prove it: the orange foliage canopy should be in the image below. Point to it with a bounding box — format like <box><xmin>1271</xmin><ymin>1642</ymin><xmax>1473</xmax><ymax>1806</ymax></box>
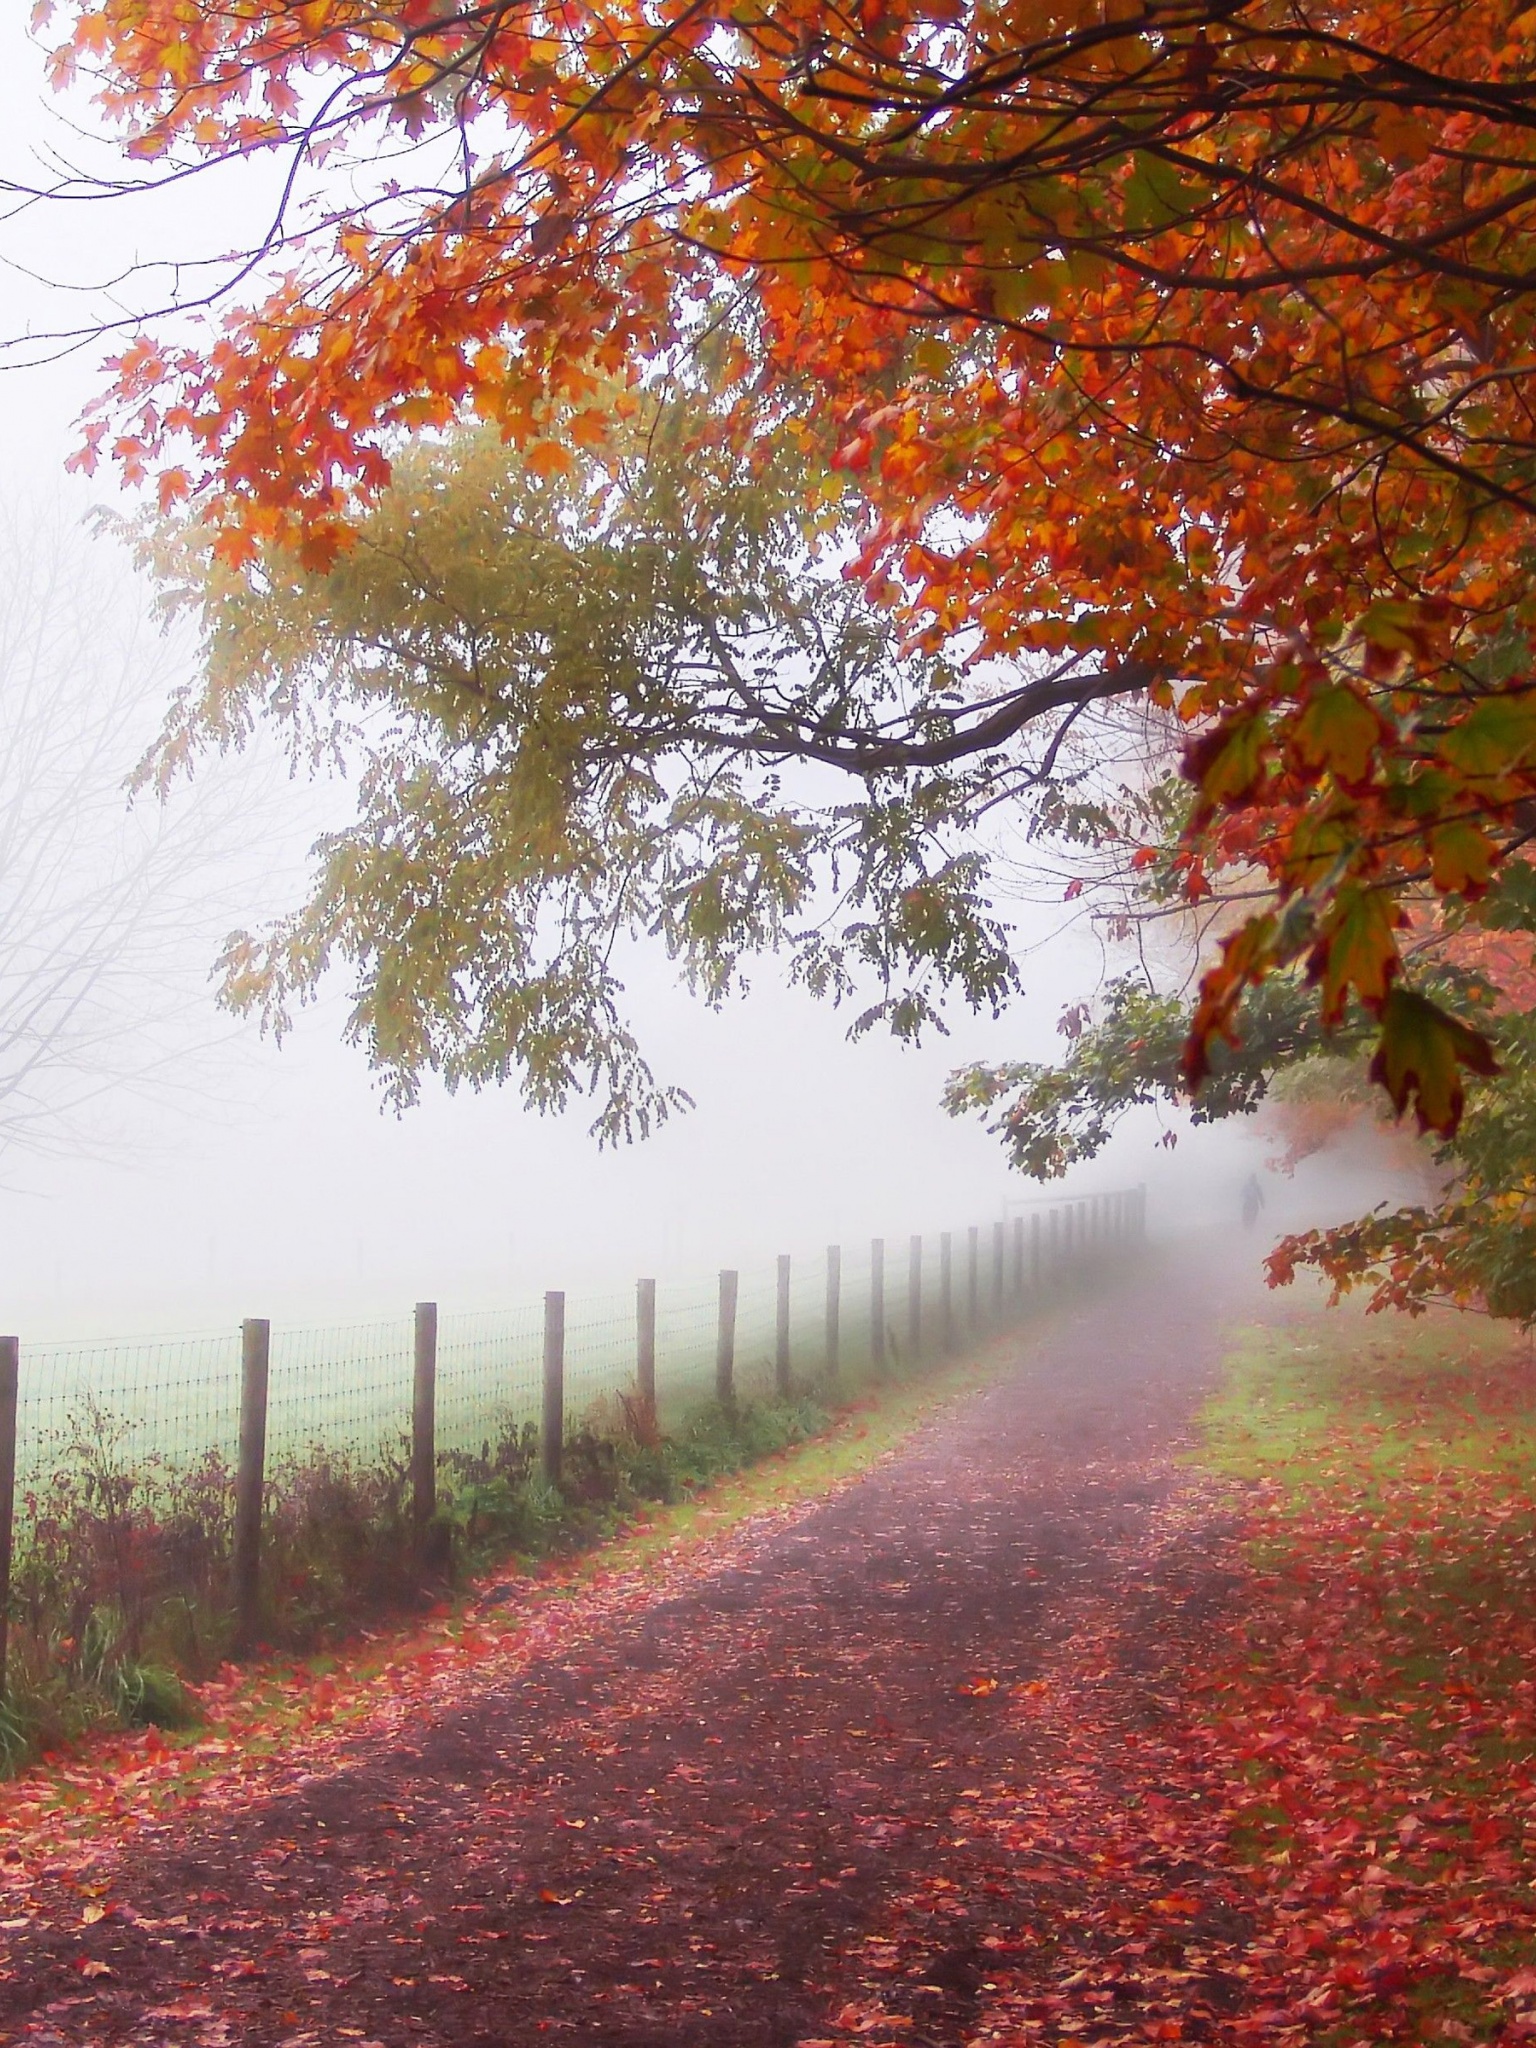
<box><xmin>45</xmin><ymin>0</ymin><xmax>1536</xmax><ymax>1127</ymax></box>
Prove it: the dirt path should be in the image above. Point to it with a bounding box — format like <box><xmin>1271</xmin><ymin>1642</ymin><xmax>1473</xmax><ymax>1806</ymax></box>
<box><xmin>0</xmin><ymin>1250</ymin><xmax>1268</xmax><ymax>2047</ymax></box>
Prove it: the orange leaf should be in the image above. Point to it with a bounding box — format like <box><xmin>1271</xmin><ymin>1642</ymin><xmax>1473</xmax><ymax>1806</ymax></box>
<box><xmin>524</xmin><ymin>440</ymin><xmax>574</xmax><ymax>480</ymax></box>
<box><xmin>1183</xmin><ymin>714</ymin><xmax>1270</xmax><ymax>814</ymax></box>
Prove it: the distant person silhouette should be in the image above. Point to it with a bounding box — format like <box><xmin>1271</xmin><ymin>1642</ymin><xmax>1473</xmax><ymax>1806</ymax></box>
<box><xmin>1241</xmin><ymin>1173</ymin><xmax>1265</xmax><ymax>1230</ymax></box>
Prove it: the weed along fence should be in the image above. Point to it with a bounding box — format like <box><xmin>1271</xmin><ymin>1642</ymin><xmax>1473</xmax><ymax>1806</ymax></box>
<box><xmin>0</xmin><ymin>1189</ymin><xmax>1145</xmax><ymax>1701</ymax></box>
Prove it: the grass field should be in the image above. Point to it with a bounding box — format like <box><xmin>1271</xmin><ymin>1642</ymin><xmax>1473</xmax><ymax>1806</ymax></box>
<box><xmin>11</xmin><ymin>1237</ymin><xmax>913</xmax><ymax>1485</ymax></box>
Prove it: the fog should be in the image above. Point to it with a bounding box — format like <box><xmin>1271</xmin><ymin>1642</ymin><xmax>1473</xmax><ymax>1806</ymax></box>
<box><xmin>0</xmin><ymin>18</ymin><xmax>1414</xmax><ymax>1344</ymax></box>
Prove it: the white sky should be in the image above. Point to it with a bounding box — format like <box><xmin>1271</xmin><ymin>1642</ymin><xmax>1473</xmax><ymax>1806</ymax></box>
<box><xmin>0</xmin><ymin>13</ymin><xmax>1364</xmax><ymax>1342</ymax></box>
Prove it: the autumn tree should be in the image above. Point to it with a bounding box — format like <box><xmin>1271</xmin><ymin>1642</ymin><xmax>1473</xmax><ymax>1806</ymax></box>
<box><xmin>28</xmin><ymin>0</ymin><xmax>1536</xmax><ymax>1128</ymax></box>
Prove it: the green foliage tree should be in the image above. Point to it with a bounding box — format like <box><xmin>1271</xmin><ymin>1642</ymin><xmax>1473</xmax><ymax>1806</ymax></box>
<box><xmin>948</xmin><ymin>847</ymin><xmax>1536</xmax><ymax>1324</ymax></box>
<box><xmin>140</xmin><ymin>394</ymin><xmax>1103</xmax><ymax>1134</ymax></box>
<box><xmin>943</xmin><ymin>973</ymin><xmax>1352</xmax><ymax>1183</ymax></box>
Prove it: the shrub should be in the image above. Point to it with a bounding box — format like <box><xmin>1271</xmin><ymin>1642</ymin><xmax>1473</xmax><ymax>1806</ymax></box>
<box><xmin>110</xmin><ymin>1660</ymin><xmax>196</xmax><ymax>1730</ymax></box>
<box><xmin>0</xmin><ymin>1385</ymin><xmax>836</xmax><ymax>1771</ymax></box>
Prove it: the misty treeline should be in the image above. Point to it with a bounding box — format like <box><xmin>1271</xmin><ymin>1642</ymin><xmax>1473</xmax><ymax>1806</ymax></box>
<box><xmin>0</xmin><ymin>496</ymin><xmax>281</xmax><ymax>1169</ymax></box>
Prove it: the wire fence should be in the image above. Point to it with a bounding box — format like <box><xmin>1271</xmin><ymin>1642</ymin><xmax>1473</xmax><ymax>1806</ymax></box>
<box><xmin>0</xmin><ymin>1188</ymin><xmax>1147</xmax><ymax>1678</ymax></box>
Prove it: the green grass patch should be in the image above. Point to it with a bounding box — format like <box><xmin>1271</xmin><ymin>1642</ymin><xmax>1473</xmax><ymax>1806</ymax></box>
<box><xmin>1199</xmin><ymin>1305</ymin><xmax>1536</xmax><ymax>1493</ymax></box>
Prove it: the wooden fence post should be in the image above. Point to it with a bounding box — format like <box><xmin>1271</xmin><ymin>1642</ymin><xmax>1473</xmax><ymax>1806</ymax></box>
<box><xmin>412</xmin><ymin>1300</ymin><xmax>437</xmax><ymax>1543</ymax></box>
<box><xmin>908</xmin><ymin>1235</ymin><xmax>922</xmax><ymax>1363</ymax></box>
<box><xmin>232</xmin><ymin>1317</ymin><xmax>270</xmax><ymax>1654</ymax></box>
<box><xmin>940</xmin><ymin>1231</ymin><xmax>955</xmax><ymax>1351</ymax></box>
<box><xmin>825</xmin><ymin>1245</ymin><xmax>841</xmax><ymax>1378</ymax></box>
<box><xmin>636</xmin><ymin>1277</ymin><xmax>657</xmax><ymax>1427</ymax></box>
<box><xmin>1032</xmin><ymin>1211</ymin><xmax>1043</xmax><ymax>1286</ymax></box>
<box><xmin>0</xmin><ymin>1337</ymin><xmax>16</xmax><ymax>1697</ymax></box>
<box><xmin>992</xmin><ymin>1220</ymin><xmax>1005</xmax><ymax>1320</ymax></box>
<box><xmin>967</xmin><ymin>1225</ymin><xmax>980</xmax><ymax>1328</ymax></box>
<box><xmin>775</xmin><ymin>1255</ymin><xmax>791</xmax><ymax>1398</ymax></box>
<box><xmin>871</xmin><ymin>1238</ymin><xmax>886</xmax><ymax>1373</ymax></box>
<box><xmin>542</xmin><ymin>1291</ymin><xmax>565</xmax><ymax>1486</ymax></box>
<box><xmin>716</xmin><ymin>1269</ymin><xmax>738</xmax><ymax>1409</ymax></box>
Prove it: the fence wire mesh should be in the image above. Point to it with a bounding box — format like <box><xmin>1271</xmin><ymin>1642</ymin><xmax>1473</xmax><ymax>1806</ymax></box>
<box><xmin>267</xmin><ymin>1318</ymin><xmax>412</xmax><ymax>1465</ymax></box>
<box><xmin>435</xmin><ymin>1303</ymin><xmax>544</xmax><ymax>1457</ymax></box>
<box><xmin>5</xmin><ymin>1191</ymin><xmax>1146</xmax><ymax>1534</ymax></box>
<box><xmin>14</xmin><ymin>1330</ymin><xmax>241</xmax><ymax>1493</ymax></box>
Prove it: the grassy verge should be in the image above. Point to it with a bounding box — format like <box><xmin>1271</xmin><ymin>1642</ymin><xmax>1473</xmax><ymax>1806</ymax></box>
<box><xmin>1190</xmin><ymin>1307</ymin><xmax>1536</xmax><ymax>2044</ymax></box>
<box><xmin>0</xmin><ymin>1324</ymin><xmax>1022</xmax><ymax>1783</ymax></box>
<box><xmin>1200</xmin><ymin>1307</ymin><xmax>1536</xmax><ymax>1492</ymax></box>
